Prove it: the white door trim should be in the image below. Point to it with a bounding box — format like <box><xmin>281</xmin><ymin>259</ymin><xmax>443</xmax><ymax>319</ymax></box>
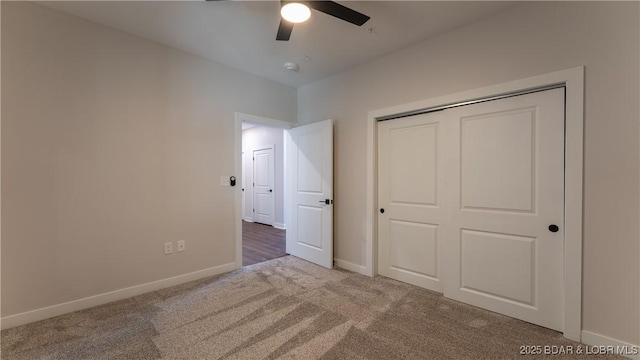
<box><xmin>234</xmin><ymin>113</ymin><xmax>294</xmax><ymax>269</ymax></box>
<box><xmin>365</xmin><ymin>66</ymin><xmax>584</xmax><ymax>341</ymax></box>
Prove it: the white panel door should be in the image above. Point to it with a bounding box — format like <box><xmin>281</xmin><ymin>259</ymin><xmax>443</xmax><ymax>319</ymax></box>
<box><xmin>253</xmin><ymin>147</ymin><xmax>275</xmax><ymax>225</ymax></box>
<box><xmin>377</xmin><ymin>111</ymin><xmax>447</xmax><ymax>292</ymax></box>
<box><xmin>443</xmin><ymin>88</ymin><xmax>564</xmax><ymax>331</ymax></box>
<box><xmin>285</xmin><ymin>119</ymin><xmax>333</xmax><ymax>268</ymax></box>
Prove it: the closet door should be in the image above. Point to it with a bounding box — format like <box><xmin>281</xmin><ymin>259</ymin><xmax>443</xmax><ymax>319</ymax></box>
<box><xmin>442</xmin><ymin>88</ymin><xmax>565</xmax><ymax>331</ymax></box>
<box><xmin>377</xmin><ymin>111</ymin><xmax>447</xmax><ymax>292</ymax></box>
<box><xmin>377</xmin><ymin>88</ymin><xmax>565</xmax><ymax>331</ymax></box>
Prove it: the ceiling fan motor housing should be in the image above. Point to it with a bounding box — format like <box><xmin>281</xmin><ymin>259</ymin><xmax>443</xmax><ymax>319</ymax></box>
<box><xmin>276</xmin><ymin>0</ymin><xmax>370</xmax><ymax>41</ymax></box>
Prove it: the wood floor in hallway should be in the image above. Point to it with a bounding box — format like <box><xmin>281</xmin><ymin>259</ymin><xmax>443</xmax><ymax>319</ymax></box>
<box><xmin>242</xmin><ymin>220</ymin><xmax>287</xmax><ymax>266</ymax></box>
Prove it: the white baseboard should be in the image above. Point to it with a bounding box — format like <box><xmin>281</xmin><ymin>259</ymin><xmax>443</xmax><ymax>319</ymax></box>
<box><xmin>1</xmin><ymin>262</ymin><xmax>238</xmax><ymax>330</ymax></box>
<box><xmin>243</xmin><ymin>218</ymin><xmax>254</xmax><ymax>223</ymax></box>
<box><xmin>334</xmin><ymin>258</ymin><xmax>368</xmax><ymax>276</ymax></box>
<box><xmin>273</xmin><ymin>223</ymin><xmax>286</xmax><ymax>230</ymax></box>
<box><xmin>581</xmin><ymin>330</ymin><xmax>640</xmax><ymax>360</ymax></box>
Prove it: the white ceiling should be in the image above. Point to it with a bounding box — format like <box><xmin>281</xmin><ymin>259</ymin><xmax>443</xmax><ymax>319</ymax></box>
<box><xmin>38</xmin><ymin>1</ymin><xmax>519</xmax><ymax>88</ymax></box>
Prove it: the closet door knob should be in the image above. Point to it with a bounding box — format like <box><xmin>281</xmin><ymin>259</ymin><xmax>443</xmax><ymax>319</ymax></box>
<box><xmin>380</xmin><ymin>208</ymin><xmax>385</xmax><ymax>214</ymax></box>
<box><xmin>548</xmin><ymin>224</ymin><xmax>559</xmax><ymax>233</ymax></box>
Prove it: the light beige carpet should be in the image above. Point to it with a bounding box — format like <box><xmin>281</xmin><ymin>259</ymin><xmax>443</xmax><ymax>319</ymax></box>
<box><xmin>1</xmin><ymin>256</ymin><xmax>622</xmax><ymax>359</ymax></box>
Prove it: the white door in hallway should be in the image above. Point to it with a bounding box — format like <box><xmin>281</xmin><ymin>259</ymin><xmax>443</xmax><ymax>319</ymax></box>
<box><xmin>378</xmin><ymin>88</ymin><xmax>565</xmax><ymax>331</ymax></box>
<box><xmin>285</xmin><ymin>119</ymin><xmax>333</xmax><ymax>269</ymax></box>
<box><xmin>377</xmin><ymin>111</ymin><xmax>447</xmax><ymax>292</ymax></box>
<box><xmin>253</xmin><ymin>147</ymin><xmax>275</xmax><ymax>225</ymax></box>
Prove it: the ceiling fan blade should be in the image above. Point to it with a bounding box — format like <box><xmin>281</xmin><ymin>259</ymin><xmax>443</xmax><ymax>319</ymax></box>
<box><xmin>307</xmin><ymin>1</ymin><xmax>370</xmax><ymax>26</ymax></box>
<box><xmin>276</xmin><ymin>19</ymin><xmax>294</xmax><ymax>41</ymax></box>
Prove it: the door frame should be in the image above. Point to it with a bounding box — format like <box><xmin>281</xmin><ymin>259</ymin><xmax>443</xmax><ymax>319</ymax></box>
<box><xmin>234</xmin><ymin>112</ymin><xmax>294</xmax><ymax>269</ymax></box>
<box><xmin>365</xmin><ymin>66</ymin><xmax>584</xmax><ymax>341</ymax></box>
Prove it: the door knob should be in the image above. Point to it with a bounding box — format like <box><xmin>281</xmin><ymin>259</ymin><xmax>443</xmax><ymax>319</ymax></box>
<box><xmin>380</xmin><ymin>208</ymin><xmax>385</xmax><ymax>214</ymax></box>
<box><xmin>548</xmin><ymin>224</ymin><xmax>559</xmax><ymax>233</ymax></box>
<box><xmin>269</xmin><ymin>189</ymin><xmax>273</xmax><ymax>192</ymax></box>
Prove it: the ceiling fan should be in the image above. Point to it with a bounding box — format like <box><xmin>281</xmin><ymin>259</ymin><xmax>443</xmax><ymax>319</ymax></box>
<box><xmin>205</xmin><ymin>0</ymin><xmax>370</xmax><ymax>41</ymax></box>
<box><xmin>275</xmin><ymin>1</ymin><xmax>371</xmax><ymax>41</ymax></box>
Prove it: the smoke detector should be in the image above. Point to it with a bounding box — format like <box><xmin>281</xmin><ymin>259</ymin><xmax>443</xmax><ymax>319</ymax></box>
<box><xmin>284</xmin><ymin>62</ymin><xmax>299</xmax><ymax>72</ymax></box>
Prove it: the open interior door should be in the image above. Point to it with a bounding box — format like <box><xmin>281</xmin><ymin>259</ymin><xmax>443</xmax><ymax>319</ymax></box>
<box><xmin>285</xmin><ymin>119</ymin><xmax>333</xmax><ymax>268</ymax></box>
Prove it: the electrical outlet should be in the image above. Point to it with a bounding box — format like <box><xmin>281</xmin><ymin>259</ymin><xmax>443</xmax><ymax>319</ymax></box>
<box><xmin>164</xmin><ymin>242</ymin><xmax>173</xmax><ymax>255</ymax></box>
<box><xmin>177</xmin><ymin>240</ymin><xmax>185</xmax><ymax>252</ymax></box>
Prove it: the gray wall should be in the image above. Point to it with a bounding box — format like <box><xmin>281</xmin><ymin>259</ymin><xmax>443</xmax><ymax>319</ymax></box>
<box><xmin>297</xmin><ymin>1</ymin><xmax>639</xmax><ymax>345</ymax></box>
<box><xmin>1</xmin><ymin>2</ymin><xmax>296</xmax><ymax>317</ymax></box>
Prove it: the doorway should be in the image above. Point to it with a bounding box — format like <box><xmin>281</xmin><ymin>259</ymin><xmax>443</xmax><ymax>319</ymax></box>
<box><xmin>236</xmin><ymin>114</ymin><xmax>292</xmax><ymax>267</ymax></box>
<box><xmin>235</xmin><ymin>114</ymin><xmax>335</xmax><ymax>270</ymax></box>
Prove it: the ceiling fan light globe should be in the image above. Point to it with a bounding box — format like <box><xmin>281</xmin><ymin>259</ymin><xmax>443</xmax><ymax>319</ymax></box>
<box><xmin>281</xmin><ymin>3</ymin><xmax>311</xmax><ymax>23</ymax></box>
